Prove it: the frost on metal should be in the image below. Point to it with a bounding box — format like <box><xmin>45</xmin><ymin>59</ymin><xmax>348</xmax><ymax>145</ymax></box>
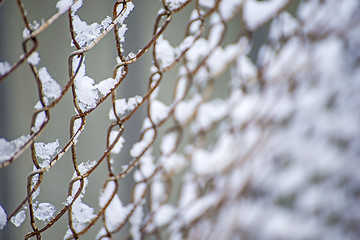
<box><xmin>0</xmin><ymin>135</ymin><xmax>31</xmax><ymax>163</ymax></box>
<box><xmin>0</xmin><ymin>0</ymin><xmax>360</xmax><ymax>239</ymax></box>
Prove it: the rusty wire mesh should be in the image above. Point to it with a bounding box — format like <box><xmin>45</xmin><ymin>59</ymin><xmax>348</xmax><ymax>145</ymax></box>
<box><xmin>1</xmin><ymin>0</ymin><xmax>360</xmax><ymax>239</ymax></box>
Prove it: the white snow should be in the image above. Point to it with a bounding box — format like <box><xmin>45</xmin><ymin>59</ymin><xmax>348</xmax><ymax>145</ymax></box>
<box><xmin>178</xmin><ymin>178</ymin><xmax>198</xmax><ymax>208</ymax></box>
<box><xmin>11</xmin><ymin>210</ymin><xmax>26</xmax><ymax>228</ymax></box>
<box><xmin>149</xmin><ymin>80</ymin><xmax>160</xmax><ymax>100</ymax></box>
<box><xmin>64</xmin><ymin>196</ymin><xmax>74</xmax><ymax>206</ymax></box>
<box><xmin>64</xmin><ymin>201</ymin><xmax>96</xmax><ymax>239</ymax></box>
<box><xmin>0</xmin><ymin>205</ymin><xmax>7</xmax><ymax>229</ymax></box>
<box><xmin>152</xmin><ymin>72</ymin><xmax>161</xmax><ymax>82</ymax></box>
<box><xmin>35</xmin><ymin>140</ymin><xmax>60</xmax><ymax>161</ymax></box>
<box><xmin>206</xmin><ymin>41</ymin><xmax>247</xmax><ymax>77</ymax></box>
<box><xmin>0</xmin><ymin>135</ymin><xmax>31</xmax><ymax>163</ymax></box>
<box><xmin>298</xmin><ymin>0</ymin><xmax>358</xmax><ymax>36</ymax></box>
<box><xmin>235</xmin><ymin>55</ymin><xmax>258</xmax><ymax>82</ymax></box>
<box><xmin>98</xmin><ymin>181</ymin><xmax>132</xmax><ymax>232</ymax></box>
<box><xmin>133</xmin><ymin>182</ymin><xmax>147</xmax><ymax>202</ymax></box>
<box><xmin>34</xmin><ymin>202</ymin><xmax>56</xmax><ymax>222</ymax></box>
<box><xmin>27</xmin><ymin>51</ymin><xmax>40</xmax><ymax>65</ymax></box>
<box><xmin>160</xmin><ymin>132</ymin><xmax>177</xmax><ymax>155</ymax></box>
<box><xmin>71</xmin><ymin>0</ymin><xmax>83</xmax><ymax>13</ymax></box>
<box><xmin>23</xmin><ymin>28</ymin><xmax>31</xmax><ymax>39</ymax></box>
<box><xmin>129</xmin><ymin>183</ymin><xmax>146</xmax><ymax>239</ymax></box>
<box><xmin>243</xmin><ymin>0</ymin><xmax>289</xmax><ymax>30</ymax></box>
<box><xmin>150</xmin><ymin>99</ymin><xmax>169</xmax><ymax>124</ymax></box>
<box><xmin>70</xmin><ymin>1</ymin><xmax>133</xmax><ymax>48</ymax></box>
<box><xmin>129</xmin><ymin>205</ymin><xmax>143</xmax><ymax>240</ymax></box>
<box><xmin>165</xmin><ymin>0</ymin><xmax>187</xmax><ymax>9</ymax></box>
<box><xmin>109</xmin><ymin>131</ymin><xmax>125</xmax><ymax>154</ymax></box>
<box><xmin>133</xmin><ymin>150</ymin><xmax>156</xmax><ymax>181</ymax></box>
<box><xmin>156</xmin><ymin>36</ymin><xmax>176</xmax><ymax>68</ymax></box>
<box><xmin>114</xmin><ymin>1</ymin><xmax>134</xmax><ymax>42</ymax></box>
<box><xmin>130</xmin><ymin>129</ymin><xmax>155</xmax><ymax>158</ymax></box>
<box><xmin>117</xmin><ymin>25</ymin><xmax>128</xmax><ymax>43</ymax></box>
<box><xmin>192</xmin><ymin>133</ymin><xmax>237</xmax><ymax>175</ymax></box>
<box><xmin>208</xmin><ymin>18</ymin><xmax>224</xmax><ymax>47</ymax></box>
<box><xmin>185</xmin><ymin>38</ymin><xmax>209</xmax><ymax>72</ymax></box>
<box><xmin>95</xmin><ymin>78</ymin><xmax>116</xmax><ymax>96</ymax></box>
<box><xmin>174</xmin><ymin>94</ymin><xmax>202</xmax><ymax>125</ymax></box>
<box><xmin>56</xmin><ymin>0</ymin><xmax>73</xmax><ymax>14</ymax></box>
<box><xmin>182</xmin><ymin>193</ymin><xmax>218</xmax><ymax>224</ymax></box>
<box><xmin>38</xmin><ymin>67</ymin><xmax>62</xmax><ymax>105</ymax></box>
<box><xmin>116</xmin><ymin>1</ymin><xmax>134</xmax><ymax>24</ymax></box>
<box><xmin>174</xmin><ymin>76</ymin><xmax>187</xmax><ymax>101</ymax></box>
<box><xmin>0</xmin><ymin>138</ymin><xmax>15</xmax><ymax>163</ymax></box>
<box><xmin>218</xmin><ymin>0</ymin><xmax>243</xmax><ymax>21</ymax></box>
<box><xmin>188</xmin><ymin>11</ymin><xmax>202</xmax><ymax>35</ymax></box>
<box><xmin>194</xmin><ymin>98</ymin><xmax>228</xmax><ymax>131</ymax></box>
<box><xmin>72</xmin><ymin>57</ymin><xmax>98</xmax><ymax>111</ymax></box>
<box><xmin>72</xmin><ymin>118</ymin><xmax>83</xmax><ymax>135</ymax></box>
<box><xmin>30</xmin><ymin>172</ymin><xmax>41</xmax><ymax>200</ymax></box>
<box><xmin>64</xmin><ymin>161</ymin><xmax>96</xmax><ymax>239</ymax></box>
<box><xmin>0</xmin><ymin>61</ymin><xmax>11</xmax><ymax>75</ymax></box>
<box><xmin>109</xmin><ymin>96</ymin><xmax>143</xmax><ymax>120</ymax></box>
<box><xmin>71</xmin><ymin>15</ymin><xmax>111</xmax><ymax>47</ymax></box>
<box><xmin>75</xmin><ymin>74</ymin><xmax>98</xmax><ymax>110</ymax></box>
<box><xmin>269</xmin><ymin>11</ymin><xmax>299</xmax><ymax>41</ymax></box>
<box><xmin>98</xmin><ymin>181</ymin><xmax>116</xmax><ymax>207</ymax></box>
<box><xmin>160</xmin><ymin>153</ymin><xmax>186</xmax><ymax>174</ymax></box>
<box><xmin>230</xmin><ymin>94</ymin><xmax>259</xmax><ymax>126</ymax></box>
<box><xmin>95</xmin><ymin>228</ymin><xmax>110</xmax><ymax>240</ymax></box>
<box><xmin>22</xmin><ymin>21</ymin><xmax>40</xmax><ymax>39</ymax></box>
<box><xmin>151</xmin><ymin>180</ymin><xmax>165</xmax><ymax>209</ymax></box>
<box><xmin>264</xmin><ymin>37</ymin><xmax>308</xmax><ymax>82</ymax></box>
<box><xmin>127</xmin><ymin>52</ymin><xmax>137</xmax><ymax>60</ymax></box>
<box><xmin>199</xmin><ymin>0</ymin><xmax>215</xmax><ymax>8</ymax></box>
<box><xmin>154</xmin><ymin>204</ymin><xmax>176</xmax><ymax>227</ymax></box>
<box><xmin>178</xmin><ymin>36</ymin><xmax>195</xmax><ymax>54</ymax></box>
<box><xmin>71</xmin><ymin>161</ymin><xmax>96</xmax><ymax>197</ymax></box>
<box><xmin>32</xmin><ymin>102</ymin><xmax>47</xmax><ymax>132</ymax></box>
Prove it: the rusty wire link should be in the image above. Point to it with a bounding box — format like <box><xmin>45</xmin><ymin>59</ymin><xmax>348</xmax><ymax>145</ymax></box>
<box><xmin>2</xmin><ymin>0</ymin><xmax>357</xmax><ymax>239</ymax></box>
